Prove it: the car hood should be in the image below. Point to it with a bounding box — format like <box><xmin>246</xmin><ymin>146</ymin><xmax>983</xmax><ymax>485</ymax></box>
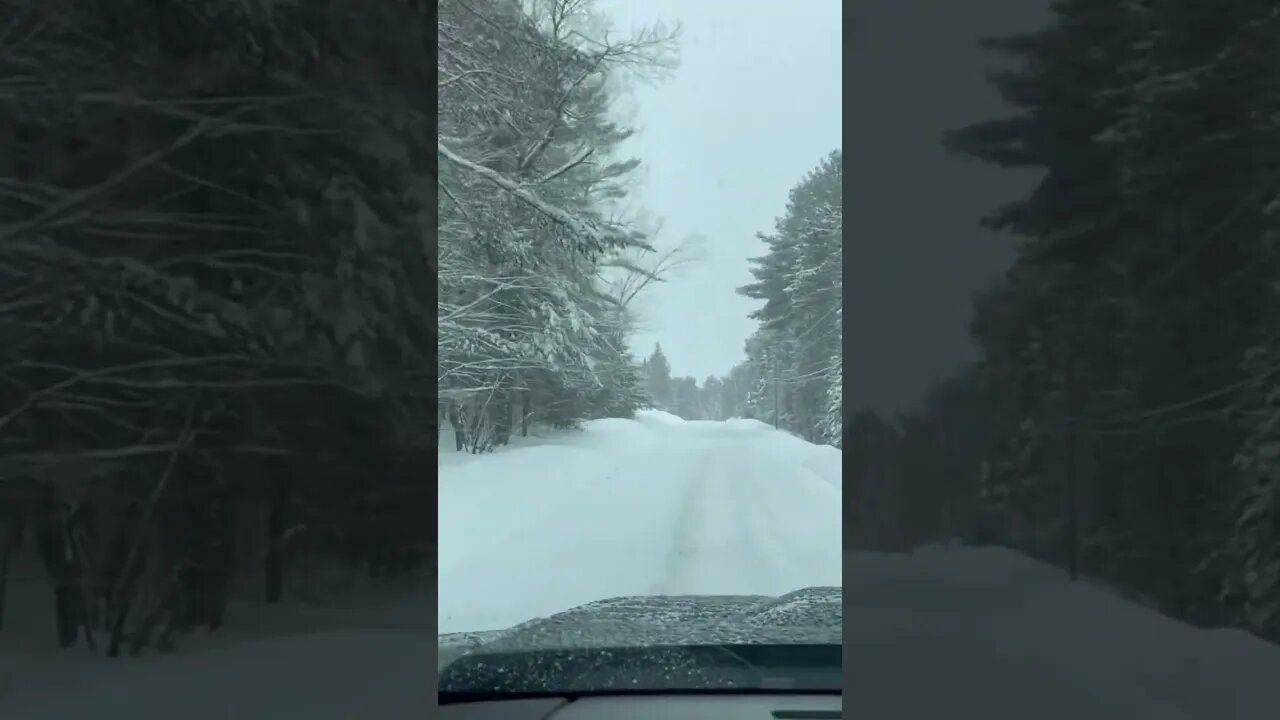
<box><xmin>438</xmin><ymin>586</ymin><xmax>841</xmax><ymax>675</ymax></box>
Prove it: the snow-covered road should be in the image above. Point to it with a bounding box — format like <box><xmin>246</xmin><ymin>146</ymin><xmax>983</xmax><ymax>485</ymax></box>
<box><xmin>437</xmin><ymin>410</ymin><xmax>843</xmax><ymax>633</ymax></box>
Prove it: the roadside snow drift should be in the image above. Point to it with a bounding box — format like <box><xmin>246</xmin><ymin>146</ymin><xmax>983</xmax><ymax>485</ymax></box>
<box><xmin>438</xmin><ymin>410</ymin><xmax>844</xmax><ymax>634</ymax></box>
<box><xmin>845</xmin><ymin>545</ymin><xmax>1280</xmax><ymax>719</ymax></box>
<box><xmin>0</xmin><ymin>579</ymin><xmax>435</xmax><ymax>719</ymax></box>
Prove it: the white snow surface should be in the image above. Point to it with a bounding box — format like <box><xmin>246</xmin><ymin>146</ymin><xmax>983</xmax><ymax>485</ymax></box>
<box><xmin>438</xmin><ymin>410</ymin><xmax>844</xmax><ymax>634</ymax></box>
<box><xmin>4</xmin><ymin>411</ymin><xmax>1280</xmax><ymax>718</ymax></box>
<box><xmin>845</xmin><ymin>545</ymin><xmax>1280</xmax><ymax>719</ymax></box>
<box><xmin>0</xmin><ymin>576</ymin><xmax>436</xmax><ymax>719</ymax></box>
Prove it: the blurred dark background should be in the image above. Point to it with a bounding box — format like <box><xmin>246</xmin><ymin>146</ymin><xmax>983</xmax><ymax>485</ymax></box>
<box><xmin>848</xmin><ymin>0</ymin><xmax>1048</xmax><ymax>415</ymax></box>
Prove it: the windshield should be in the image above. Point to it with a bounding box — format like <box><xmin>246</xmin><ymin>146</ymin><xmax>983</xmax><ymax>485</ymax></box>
<box><xmin>438</xmin><ymin>0</ymin><xmax>843</xmax><ymax>697</ymax></box>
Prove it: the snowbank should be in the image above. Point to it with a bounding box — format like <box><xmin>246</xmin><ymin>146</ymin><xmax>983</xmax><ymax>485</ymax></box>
<box><xmin>845</xmin><ymin>544</ymin><xmax>1280</xmax><ymax>718</ymax></box>
<box><xmin>0</xmin><ymin>575</ymin><xmax>434</xmax><ymax>719</ymax></box>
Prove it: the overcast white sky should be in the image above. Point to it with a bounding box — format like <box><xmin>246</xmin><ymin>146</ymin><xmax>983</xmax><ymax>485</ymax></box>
<box><xmin>596</xmin><ymin>0</ymin><xmax>842</xmax><ymax>382</ymax></box>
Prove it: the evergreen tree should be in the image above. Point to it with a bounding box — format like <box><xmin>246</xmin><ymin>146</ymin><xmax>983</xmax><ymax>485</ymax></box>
<box><xmin>644</xmin><ymin>344</ymin><xmax>674</xmax><ymax>411</ymax></box>
<box><xmin>671</xmin><ymin>376</ymin><xmax>701</xmax><ymax>420</ymax></box>
<box><xmin>864</xmin><ymin>0</ymin><xmax>1280</xmax><ymax>636</ymax></box>
<box><xmin>737</xmin><ymin>151</ymin><xmax>843</xmax><ymax>446</ymax></box>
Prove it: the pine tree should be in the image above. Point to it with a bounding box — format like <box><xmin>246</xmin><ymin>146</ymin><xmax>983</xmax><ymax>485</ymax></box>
<box><xmin>671</xmin><ymin>376</ymin><xmax>700</xmax><ymax>420</ymax></box>
<box><xmin>738</xmin><ymin>151</ymin><xmax>842</xmax><ymax>445</ymax></box>
<box><xmin>644</xmin><ymin>344</ymin><xmax>674</xmax><ymax>411</ymax></box>
<box><xmin>931</xmin><ymin>0</ymin><xmax>1280</xmax><ymax>629</ymax></box>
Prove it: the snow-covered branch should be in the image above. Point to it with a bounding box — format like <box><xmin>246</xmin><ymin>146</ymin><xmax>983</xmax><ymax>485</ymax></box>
<box><xmin>438</xmin><ymin>140</ymin><xmax>604</xmax><ymax>244</ymax></box>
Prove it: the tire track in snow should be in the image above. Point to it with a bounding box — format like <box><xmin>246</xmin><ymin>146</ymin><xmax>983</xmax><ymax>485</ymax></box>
<box><xmin>711</xmin><ymin>444</ymin><xmax>842</xmax><ymax>595</ymax></box>
<box><xmin>734</xmin><ymin>463</ymin><xmax>801</xmax><ymax>590</ymax></box>
<box><xmin>650</xmin><ymin>452</ymin><xmax>713</xmax><ymax>595</ymax></box>
<box><xmin>709</xmin><ymin>448</ymin><xmax>802</xmax><ymax>594</ymax></box>
<box><xmin>650</xmin><ymin>443</ymin><xmax>827</xmax><ymax>598</ymax></box>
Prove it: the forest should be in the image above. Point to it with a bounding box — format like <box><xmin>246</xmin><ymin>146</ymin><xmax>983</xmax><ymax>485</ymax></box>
<box><xmin>0</xmin><ymin>0</ymin><xmax>445</xmax><ymax>656</ymax></box>
<box><xmin>848</xmin><ymin>0</ymin><xmax>1280</xmax><ymax>643</ymax></box>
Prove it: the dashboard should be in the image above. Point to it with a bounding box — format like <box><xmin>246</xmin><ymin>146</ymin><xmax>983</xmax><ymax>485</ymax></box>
<box><xmin>437</xmin><ymin>694</ymin><xmax>841</xmax><ymax>719</ymax></box>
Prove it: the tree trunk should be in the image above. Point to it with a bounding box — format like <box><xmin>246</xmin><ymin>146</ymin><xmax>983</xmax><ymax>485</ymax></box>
<box><xmin>0</xmin><ymin>541</ymin><xmax>8</xmax><ymax>632</ymax></box>
<box><xmin>448</xmin><ymin>401</ymin><xmax>466</xmax><ymax>451</ymax></box>
<box><xmin>1063</xmin><ymin>342</ymin><xmax>1079</xmax><ymax>582</ymax></box>
<box><xmin>191</xmin><ymin>486</ymin><xmax>233</xmax><ymax>630</ymax></box>
<box><xmin>521</xmin><ymin>389</ymin><xmax>530</xmax><ymax>436</ymax></box>
<box><xmin>33</xmin><ymin>485</ymin><xmax>85</xmax><ymax>648</ymax></box>
<box><xmin>493</xmin><ymin>389</ymin><xmax>512</xmax><ymax>446</ymax></box>
<box><xmin>265</xmin><ymin>477</ymin><xmax>287</xmax><ymax>604</ymax></box>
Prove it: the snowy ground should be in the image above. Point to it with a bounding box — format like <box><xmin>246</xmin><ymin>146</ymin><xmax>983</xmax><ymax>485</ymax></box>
<box><xmin>4</xmin><ymin>411</ymin><xmax>1279</xmax><ymax>718</ymax></box>
<box><xmin>438</xmin><ymin>409</ymin><xmax>844</xmax><ymax>634</ymax></box>
<box><xmin>845</xmin><ymin>545</ymin><xmax>1280</xmax><ymax>719</ymax></box>
<box><xmin>0</xmin><ymin>566</ymin><xmax>436</xmax><ymax>719</ymax></box>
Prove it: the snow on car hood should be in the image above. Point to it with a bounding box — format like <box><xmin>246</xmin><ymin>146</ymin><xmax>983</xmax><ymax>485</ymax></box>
<box><xmin>440</xmin><ymin>586</ymin><xmax>840</xmax><ymax>653</ymax></box>
<box><xmin>437</xmin><ymin>586</ymin><xmax>841</xmax><ymax>690</ymax></box>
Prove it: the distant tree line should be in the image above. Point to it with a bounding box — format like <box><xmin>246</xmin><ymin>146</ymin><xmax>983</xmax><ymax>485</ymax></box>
<box><xmin>640</xmin><ymin>152</ymin><xmax>843</xmax><ymax>449</ymax></box>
